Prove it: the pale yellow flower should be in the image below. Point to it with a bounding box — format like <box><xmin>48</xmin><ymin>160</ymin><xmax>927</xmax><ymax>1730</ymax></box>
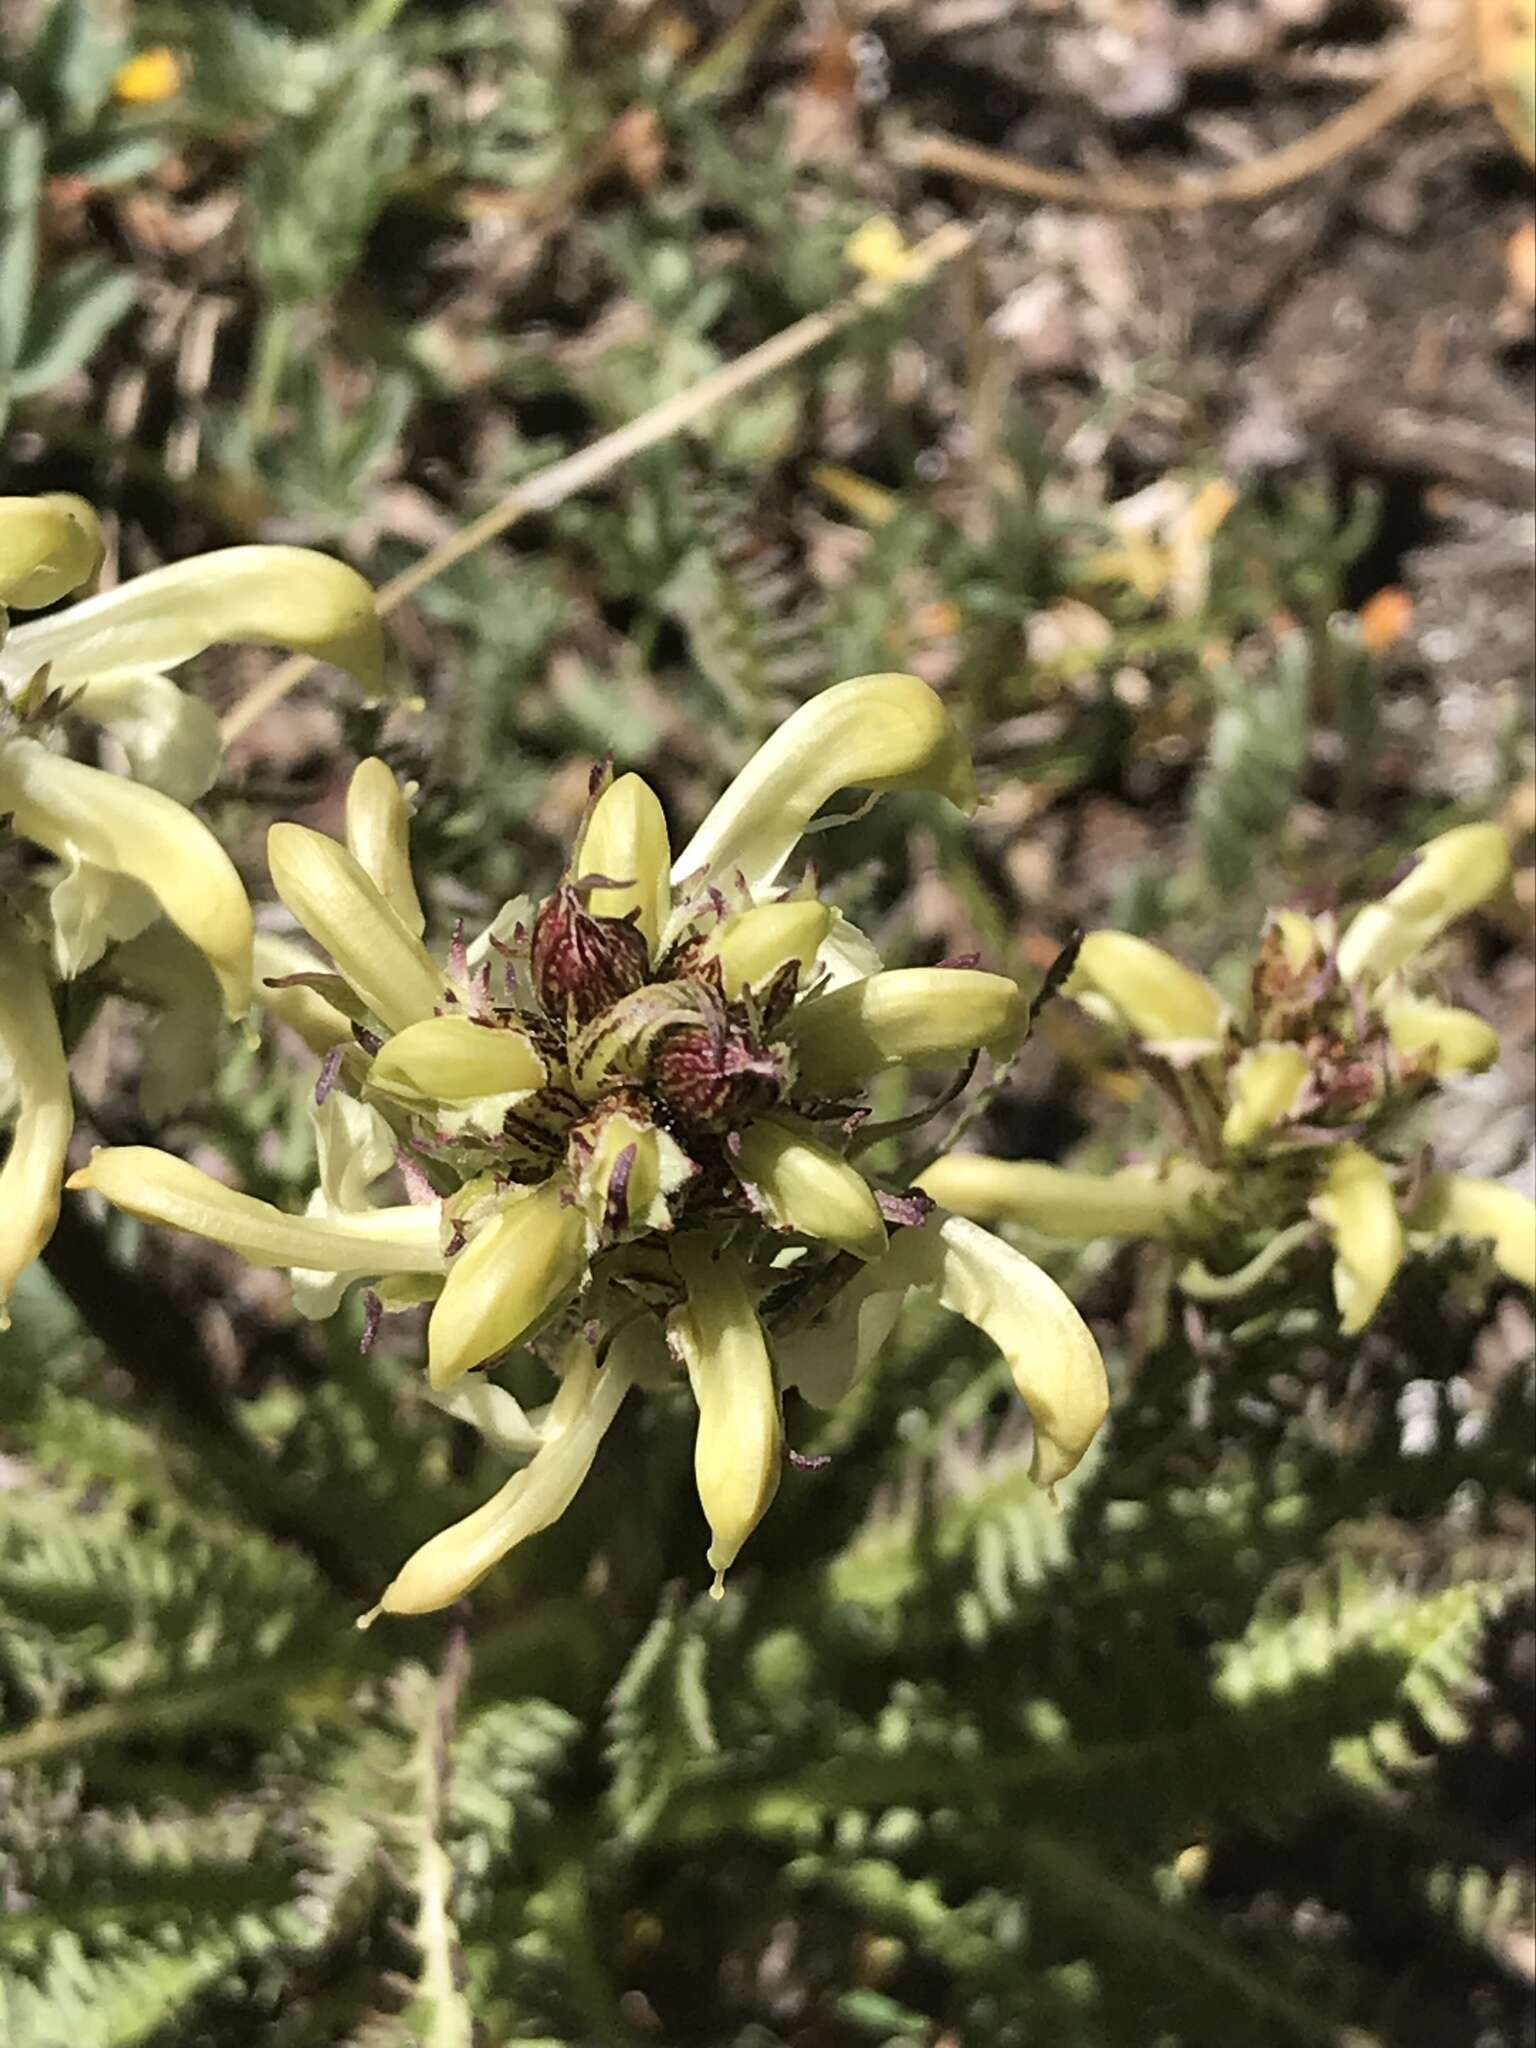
<box><xmin>1067</xmin><ymin>930</ymin><xmax>1227</xmax><ymax>1061</ymax></box>
<box><xmin>0</xmin><ymin>493</ymin><xmax>386</xmax><ymax>1294</ymax></box>
<box><xmin>1336</xmin><ymin>825</ymin><xmax>1511</xmax><ymax>987</ymax></box>
<box><xmin>927</xmin><ymin>836</ymin><xmax>1523</xmax><ymax>1334</ymax></box>
<box><xmin>917</xmin><ymin>1157</ymin><xmax>1216</xmax><ymax>1241</ymax></box>
<box><xmin>74</xmin><ymin>679</ymin><xmax>1108</xmax><ymax>1614</ymax></box>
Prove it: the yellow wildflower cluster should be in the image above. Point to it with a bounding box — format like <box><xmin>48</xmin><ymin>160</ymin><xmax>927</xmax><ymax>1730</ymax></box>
<box><xmin>69</xmin><ymin>675</ymin><xmax>1109</xmax><ymax>1618</ymax></box>
<box><xmin>0</xmin><ymin>491</ymin><xmax>382</xmax><ymax>1320</ymax></box>
<box><xmin>922</xmin><ymin>825</ymin><xmax>1534</xmax><ymax>1330</ymax></box>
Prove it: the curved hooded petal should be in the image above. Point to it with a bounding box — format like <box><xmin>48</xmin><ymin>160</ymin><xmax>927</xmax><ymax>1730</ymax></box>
<box><xmin>0</xmin><ymin>736</ymin><xmax>252</xmax><ymax>1014</ymax></box>
<box><xmin>0</xmin><ymin>545</ymin><xmax>383</xmax><ymax>698</ymax></box>
<box><xmin>426</xmin><ymin>1178</ymin><xmax>588</xmax><ymax>1388</ymax></box>
<box><xmin>910</xmin><ymin>1216</ymin><xmax>1109</xmax><ymax>1490</ymax></box>
<box><xmin>1067</xmin><ymin>931</ymin><xmax>1227</xmax><ymax>1060</ymax></box>
<box><xmin>0</xmin><ymin>907</ymin><xmax>73</xmax><ymax>1324</ymax></box>
<box><xmin>776</xmin><ymin>1213</ymin><xmax>1109</xmax><ymax>1489</ymax></box>
<box><xmin>0</xmin><ymin>493</ymin><xmax>102</xmax><ymax>611</ymax></box>
<box><xmin>1383</xmin><ymin>995</ymin><xmax>1500</xmax><ymax>1076</ymax></box>
<box><xmin>735</xmin><ymin>1116</ymin><xmax>887</xmax><ymax>1261</ymax></box>
<box><xmin>917</xmin><ymin>1155</ymin><xmax>1216</xmax><ymax>1240</ymax></box>
<box><xmin>1336</xmin><ymin>825</ymin><xmax>1511</xmax><ymax>986</ymax></box>
<box><xmin>345</xmin><ymin>757</ymin><xmax>425</xmax><ymax>937</ymax></box>
<box><xmin>68</xmin><ymin>1146</ymin><xmax>445</xmax><ymax>1277</ymax></box>
<box><xmin>668</xmin><ymin>1240</ymin><xmax>782</xmax><ymax>1592</ymax></box>
<box><xmin>1407</xmin><ymin>1173</ymin><xmax>1536</xmax><ymax>1290</ymax></box>
<box><xmin>363</xmin><ymin>1332</ymin><xmax>643</xmax><ymax>1620</ymax></box>
<box><xmin>671</xmin><ymin>673</ymin><xmax>976</xmax><ymax>899</ymax></box>
<box><xmin>1310</xmin><ymin>1145</ymin><xmax>1404</xmax><ymax>1334</ymax></box>
<box><xmin>787</xmin><ymin>967</ymin><xmax>1025</xmax><ymax>1092</ymax></box>
<box><xmin>699</xmin><ymin>900</ymin><xmax>832</xmax><ymax>997</ymax></box>
<box><xmin>370</xmin><ymin>1015</ymin><xmax>546</xmax><ymax>1104</ymax></box>
<box><xmin>268</xmin><ymin>823</ymin><xmax>444</xmax><ymax>1035</ymax></box>
<box><xmin>576</xmin><ymin>772</ymin><xmax>671</xmax><ymax>953</ymax></box>
<box><xmin>424</xmin><ymin>1377</ymin><xmax>548</xmax><ymax>1461</ymax></box>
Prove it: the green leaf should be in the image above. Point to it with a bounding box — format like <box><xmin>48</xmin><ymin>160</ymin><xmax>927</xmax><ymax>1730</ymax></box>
<box><xmin>12</xmin><ymin>256</ymin><xmax>137</xmax><ymax>395</ymax></box>
<box><xmin>0</xmin><ymin>116</ymin><xmax>43</xmax><ymax>388</ymax></box>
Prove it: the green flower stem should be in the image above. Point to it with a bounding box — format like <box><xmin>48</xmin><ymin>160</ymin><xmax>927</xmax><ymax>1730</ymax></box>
<box><xmin>1177</xmin><ymin>1219</ymin><xmax>1321</xmax><ymax>1300</ymax></box>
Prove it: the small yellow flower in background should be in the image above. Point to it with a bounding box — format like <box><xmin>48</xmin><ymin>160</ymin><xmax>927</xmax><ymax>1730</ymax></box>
<box><xmin>112</xmin><ymin>46</ymin><xmax>183</xmax><ymax>105</ymax></box>
<box><xmin>1335</xmin><ymin>825</ymin><xmax>1511</xmax><ymax>987</ymax></box>
<box><xmin>928</xmin><ymin>823</ymin><xmax>1533</xmax><ymax>1330</ymax></box>
<box><xmin>0</xmin><ymin>490</ymin><xmax>385</xmax><ymax>1300</ymax></box>
<box><xmin>71</xmin><ymin>674</ymin><xmax>1110</xmax><ymax>1614</ymax></box>
<box><xmin>1086</xmin><ymin>475</ymin><xmax>1237</xmax><ymax>618</ymax></box>
<box><xmin>844</xmin><ymin>216</ymin><xmax>916</xmax><ymax>284</ymax></box>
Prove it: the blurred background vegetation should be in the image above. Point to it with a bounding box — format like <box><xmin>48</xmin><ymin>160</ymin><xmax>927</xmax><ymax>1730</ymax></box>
<box><xmin>0</xmin><ymin>1</ymin><xmax>1532</xmax><ymax>2043</ymax></box>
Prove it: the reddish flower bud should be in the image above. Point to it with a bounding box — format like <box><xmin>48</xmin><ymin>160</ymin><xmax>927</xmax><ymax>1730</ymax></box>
<box><xmin>531</xmin><ymin>884</ymin><xmax>649</xmax><ymax>1029</ymax></box>
<box><xmin>650</xmin><ymin>1013</ymin><xmax>792</xmax><ymax>1127</ymax></box>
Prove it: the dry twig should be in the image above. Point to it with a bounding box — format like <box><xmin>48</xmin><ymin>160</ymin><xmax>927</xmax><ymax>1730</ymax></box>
<box><xmin>220</xmin><ymin>222</ymin><xmax>975</xmax><ymax>744</ymax></box>
<box><xmin>894</xmin><ymin>40</ymin><xmax>1465</xmax><ymax>213</ymax></box>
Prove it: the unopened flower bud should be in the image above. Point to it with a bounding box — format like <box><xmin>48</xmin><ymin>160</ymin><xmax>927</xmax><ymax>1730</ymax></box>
<box><xmin>1408</xmin><ymin>1173</ymin><xmax>1536</xmax><ymax>1290</ymax></box>
<box><xmin>1068</xmin><ymin>931</ymin><xmax>1227</xmax><ymax>1058</ymax></box>
<box><xmin>1384</xmin><ymin>995</ymin><xmax>1500</xmax><ymax>1076</ymax></box>
<box><xmin>668</xmin><ymin>1242</ymin><xmax>782</xmax><ymax>1594</ymax></box>
<box><xmin>649</xmin><ymin>1015</ymin><xmax>791</xmax><ymax>1126</ymax></box>
<box><xmin>735</xmin><ymin>1116</ymin><xmax>887</xmax><ymax>1261</ymax></box>
<box><xmin>575</xmin><ymin>773</ymin><xmax>671</xmax><ymax>952</ymax></box>
<box><xmin>1222</xmin><ymin>1042</ymin><xmax>1310</xmax><ymax>1149</ymax></box>
<box><xmin>697</xmin><ymin>900</ymin><xmax>832</xmax><ymax>998</ymax></box>
<box><xmin>0</xmin><ymin>493</ymin><xmax>102</xmax><ymax>610</ymax></box>
<box><xmin>567</xmin><ymin>983</ymin><xmax>705</xmax><ymax>1101</ymax></box>
<box><xmin>1251</xmin><ymin>910</ymin><xmax>1332</xmax><ymax>1035</ymax></box>
<box><xmin>427</xmin><ymin>1177</ymin><xmax>587</xmax><ymax>1387</ymax></box>
<box><xmin>268</xmin><ymin>823</ymin><xmax>444</xmax><ymax>1034</ymax></box>
<box><xmin>566</xmin><ymin>1094</ymin><xmax>695</xmax><ymax>1242</ymax></box>
<box><xmin>1337</xmin><ymin>824</ymin><xmax>1511</xmax><ymax>986</ymax></box>
<box><xmin>371</xmin><ymin>1014</ymin><xmax>546</xmax><ymax>1104</ymax></box>
<box><xmin>531</xmin><ymin>884</ymin><xmax>650</xmax><ymax>1028</ymax></box>
<box><xmin>1310</xmin><ymin>1145</ymin><xmax>1404</xmax><ymax>1334</ymax></box>
<box><xmin>345</xmin><ymin>757</ymin><xmax>425</xmax><ymax>936</ymax></box>
<box><xmin>787</xmin><ymin>968</ymin><xmax>1024</xmax><ymax>1093</ymax></box>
